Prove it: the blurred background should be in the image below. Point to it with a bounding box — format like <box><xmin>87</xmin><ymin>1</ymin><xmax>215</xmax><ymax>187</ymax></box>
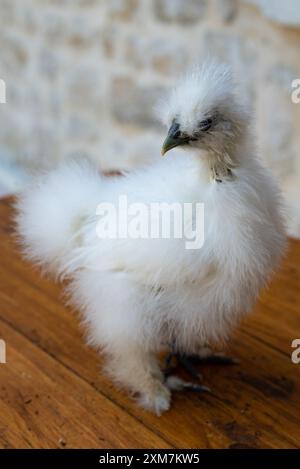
<box><xmin>0</xmin><ymin>0</ymin><xmax>300</xmax><ymax>236</ymax></box>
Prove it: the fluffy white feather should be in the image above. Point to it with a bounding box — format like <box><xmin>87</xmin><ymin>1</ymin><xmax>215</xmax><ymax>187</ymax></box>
<box><xmin>15</xmin><ymin>61</ymin><xmax>287</xmax><ymax>415</ymax></box>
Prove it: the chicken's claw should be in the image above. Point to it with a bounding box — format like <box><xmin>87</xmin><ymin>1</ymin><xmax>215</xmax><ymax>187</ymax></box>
<box><xmin>165</xmin><ymin>376</ymin><xmax>211</xmax><ymax>393</ymax></box>
<box><xmin>163</xmin><ymin>350</ymin><xmax>239</xmax><ymax>390</ymax></box>
<box><xmin>185</xmin><ymin>352</ymin><xmax>240</xmax><ymax>366</ymax></box>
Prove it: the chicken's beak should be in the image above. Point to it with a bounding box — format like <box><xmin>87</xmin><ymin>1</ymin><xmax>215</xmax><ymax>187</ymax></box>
<box><xmin>161</xmin><ymin>122</ymin><xmax>188</xmax><ymax>156</ymax></box>
<box><xmin>161</xmin><ymin>135</ymin><xmax>181</xmax><ymax>156</ymax></box>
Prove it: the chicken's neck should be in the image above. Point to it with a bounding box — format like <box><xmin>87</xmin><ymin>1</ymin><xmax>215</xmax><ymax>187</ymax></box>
<box><xmin>192</xmin><ymin>140</ymin><xmax>245</xmax><ymax>184</ymax></box>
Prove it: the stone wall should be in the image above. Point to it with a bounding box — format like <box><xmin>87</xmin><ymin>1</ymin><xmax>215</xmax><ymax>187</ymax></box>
<box><xmin>0</xmin><ymin>0</ymin><xmax>300</xmax><ymax>236</ymax></box>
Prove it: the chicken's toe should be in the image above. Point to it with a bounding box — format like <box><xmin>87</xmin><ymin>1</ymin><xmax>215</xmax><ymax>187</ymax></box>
<box><xmin>166</xmin><ymin>376</ymin><xmax>211</xmax><ymax>393</ymax></box>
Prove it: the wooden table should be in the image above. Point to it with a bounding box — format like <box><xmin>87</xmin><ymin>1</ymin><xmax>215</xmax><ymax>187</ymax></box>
<box><xmin>0</xmin><ymin>196</ymin><xmax>300</xmax><ymax>449</ymax></box>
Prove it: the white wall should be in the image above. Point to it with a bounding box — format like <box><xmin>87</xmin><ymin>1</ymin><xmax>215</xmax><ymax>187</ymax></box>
<box><xmin>0</xmin><ymin>0</ymin><xmax>300</xmax><ymax>236</ymax></box>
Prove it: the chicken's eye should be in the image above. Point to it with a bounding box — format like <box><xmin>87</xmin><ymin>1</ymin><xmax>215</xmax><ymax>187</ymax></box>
<box><xmin>199</xmin><ymin>118</ymin><xmax>212</xmax><ymax>131</ymax></box>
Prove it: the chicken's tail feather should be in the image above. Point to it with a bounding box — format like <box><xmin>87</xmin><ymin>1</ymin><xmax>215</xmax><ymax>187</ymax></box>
<box><xmin>15</xmin><ymin>160</ymin><xmax>103</xmax><ymax>278</ymax></box>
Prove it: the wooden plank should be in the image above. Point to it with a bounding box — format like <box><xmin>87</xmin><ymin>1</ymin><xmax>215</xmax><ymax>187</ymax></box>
<box><xmin>0</xmin><ymin>319</ymin><xmax>170</xmax><ymax>449</ymax></box>
<box><xmin>1</xmin><ymin>196</ymin><xmax>300</xmax><ymax>448</ymax></box>
<box><xmin>1</xmin><ymin>260</ymin><xmax>298</xmax><ymax>440</ymax></box>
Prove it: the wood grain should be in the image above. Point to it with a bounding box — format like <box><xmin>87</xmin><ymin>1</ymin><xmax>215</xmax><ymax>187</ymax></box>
<box><xmin>0</xmin><ymin>196</ymin><xmax>299</xmax><ymax>449</ymax></box>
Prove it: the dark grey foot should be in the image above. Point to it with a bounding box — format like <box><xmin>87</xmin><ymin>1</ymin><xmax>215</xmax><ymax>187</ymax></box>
<box><xmin>165</xmin><ymin>376</ymin><xmax>211</xmax><ymax>393</ymax></box>
<box><xmin>164</xmin><ymin>352</ymin><xmax>203</xmax><ymax>380</ymax></box>
<box><xmin>163</xmin><ymin>350</ymin><xmax>239</xmax><ymax>391</ymax></box>
<box><xmin>184</xmin><ymin>352</ymin><xmax>240</xmax><ymax>366</ymax></box>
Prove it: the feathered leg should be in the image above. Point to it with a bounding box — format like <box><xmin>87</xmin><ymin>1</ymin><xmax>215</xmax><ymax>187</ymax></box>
<box><xmin>106</xmin><ymin>344</ymin><xmax>171</xmax><ymax>416</ymax></box>
<box><xmin>71</xmin><ymin>270</ymin><xmax>171</xmax><ymax>415</ymax></box>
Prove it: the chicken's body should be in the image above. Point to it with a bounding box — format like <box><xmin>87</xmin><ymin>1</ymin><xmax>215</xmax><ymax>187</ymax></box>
<box><xmin>16</xmin><ymin>62</ymin><xmax>287</xmax><ymax>414</ymax></box>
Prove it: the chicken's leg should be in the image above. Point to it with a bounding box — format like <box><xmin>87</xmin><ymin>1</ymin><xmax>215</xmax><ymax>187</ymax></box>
<box><xmin>106</xmin><ymin>344</ymin><xmax>171</xmax><ymax>415</ymax></box>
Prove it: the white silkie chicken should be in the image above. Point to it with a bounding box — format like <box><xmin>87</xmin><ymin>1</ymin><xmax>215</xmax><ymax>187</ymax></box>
<box><xmin>16</xmin><ymin>62</ymin><xmax>286</xmax><ymax>415</ymax></box>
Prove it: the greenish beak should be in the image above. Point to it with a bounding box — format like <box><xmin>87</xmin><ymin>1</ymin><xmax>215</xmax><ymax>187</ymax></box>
<box><xmin>161</xmin><ymin>122</ymin><xmax>189</xmax><ymax>156</ymax></box>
